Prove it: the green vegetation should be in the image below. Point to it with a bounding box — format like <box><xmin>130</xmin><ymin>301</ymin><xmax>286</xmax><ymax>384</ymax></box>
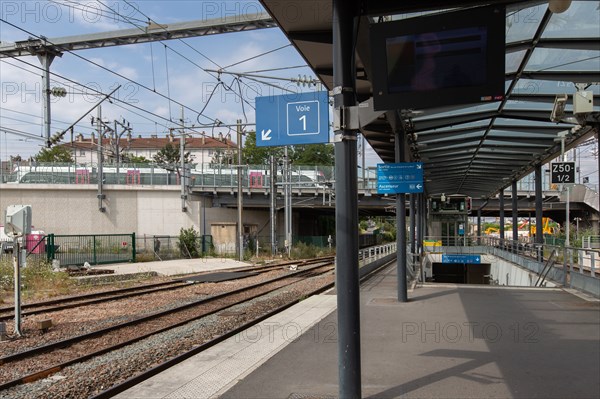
<box><xmin>120</xmin><ymin>153</ymin><xmax>151</xmax><ymax>164</ymax></box>
<box><xmin>242</xmin><ymin>131</ymin><xmax>334</xmax><ymax>166</ymax></box>
<box><xmin>153</xmin><ymin>143</ymin><xmax>193</xmax><ymax>170</ymax></box>
<box><xmin>178</xmin><ymin>227</ymin><xmax>200</xmax><ymax>258</ymax></box>
<box><xmin>35</xmin><ymin>146</ymin><xmax>74</xmax><ymax>163</ymax></box>
<box><xmin>0</xmin><ymin>258</ymin><xmax>72</xmax><ymax>303</ymax></box>
<box><xmin>290</xmin><ymin>242</ymin><xmax>335</xmax><ymax>259</ymax></box>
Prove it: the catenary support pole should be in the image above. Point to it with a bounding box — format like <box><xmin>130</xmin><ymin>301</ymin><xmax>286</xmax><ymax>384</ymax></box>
<box><xmin>332</xmin><ymin>0</ymin><xmax>361</xmax><ymax>397</ymax></box>
<box><xmin>237</xmin><ymin>119</ymin><xmax>244</xmax><ymax>261</ymax></box>
<box><xmin>38</xmin><ymin>52</ymin><xmax>56</xmax><ymax>148</ymax></box>
<box><xmin>96</xmin><ymin>106</ymin><xmax>105</xmax><ymax>212</ymax></box>
<box><xmin>270</xmin><ymin>155</ymin><xmax>277</xmax><ymax>255</ymax></box>
<box><xmin>180</xmin><ymin>106</ymin><xmax>187</xmax><ymax>212</ymax></box>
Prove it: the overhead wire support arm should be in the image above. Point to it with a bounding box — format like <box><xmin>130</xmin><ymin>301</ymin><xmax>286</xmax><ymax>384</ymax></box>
<box><xmin>0</xmin><ymin>13</ymin><xmax>276</xmax><ymax>57</ymax></box>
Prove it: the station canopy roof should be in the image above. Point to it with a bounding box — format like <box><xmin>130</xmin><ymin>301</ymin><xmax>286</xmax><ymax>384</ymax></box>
<box><xmin>259</xmin><ymin>0</ymin><xmax>600</xmax><ymax>200</ymax></box>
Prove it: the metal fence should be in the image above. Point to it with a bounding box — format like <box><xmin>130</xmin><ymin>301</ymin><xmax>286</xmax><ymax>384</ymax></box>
<box><xmin>135</xmin><ymin>234</ymin><xmax>214</xmax><ymax>261</ymax></box>
<box><xmin>0</xmin><ymin>233</ymin><xmax>136</xmax><ymax>267</ymax></box>
<box><xmin>47</xmin><ymin>233</ymin><xmax>136</xmax><ymax>267</ymax></box>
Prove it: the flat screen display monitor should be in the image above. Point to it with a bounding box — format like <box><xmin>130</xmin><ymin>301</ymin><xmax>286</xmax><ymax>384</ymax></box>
<box><xmin>370</xmin><ymin>5</ymin><xmax>506</xmax><ymax>111</ymax></box>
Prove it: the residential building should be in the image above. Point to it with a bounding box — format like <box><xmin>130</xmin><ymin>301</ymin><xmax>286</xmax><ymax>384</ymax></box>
<box><xmin>60</xmin><ymin>132</ymin><xmax>236</xmax><ymax>165</ymax></box>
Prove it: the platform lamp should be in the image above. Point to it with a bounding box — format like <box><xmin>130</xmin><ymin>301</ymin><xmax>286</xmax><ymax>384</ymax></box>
<box><xmin>548</xmin><ymin>0</ymin><xmax>572</xmax><ymax>14</ymax></box>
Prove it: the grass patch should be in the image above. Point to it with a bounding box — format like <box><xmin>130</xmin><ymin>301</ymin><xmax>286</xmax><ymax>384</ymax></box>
<box><xmin>0</xmin><ymin>257</ymin><xmax>73</xmax><ymax>304</ymax></box>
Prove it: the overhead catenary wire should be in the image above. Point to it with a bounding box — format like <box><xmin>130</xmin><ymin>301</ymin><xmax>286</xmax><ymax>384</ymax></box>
<box><xmin>0</xmin><ymin>56</ymin><xmax>222</xmax><ymax>140</ymax></box>
<box><xmin>0</xmin><ymin>18</ymin><xmax>227</xmax><ymax>130</ymax></box>
<box><xmin>1</xmin><ymin>6</ymin><xmax>312</xmax><ymax>146</ymax></box>
<box><xmin>97</xmin><ymin>0</ymin><xmax>258</xmax><ymax>122</ymax></box>
<box><xmin>222</xmin><ymin>44</ymin><xmax>292</xmax><ymax>70</ymax></box>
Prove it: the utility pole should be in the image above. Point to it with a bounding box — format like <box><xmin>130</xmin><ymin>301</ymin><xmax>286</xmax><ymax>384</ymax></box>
<box><xmin>270</xmin><ymin>154</ymin><xmax>277</xmax><ymax>255</ymax></box>
<box><xmin>180</xmin><ymin>106</ymin><xmax>187</xmax><ymax>212</ymax></box>
<box><xmin>96</xmin><ymin>106</ymin><xmax>105</xmax><ymax>212</ymax></box>
<box><xmin>237</xmin><ymin>119</ymin><xmax>244</xmax><ymax>261</ymax></box>
<box><xmin>38</xmin><ymin>51</ymin><xmax>60</xmax><ymax>147</ymax></box>
<box><xmin>284</xmin><ymin>147</ymin><xmax>292</xmax><ymax>257</ymax></box>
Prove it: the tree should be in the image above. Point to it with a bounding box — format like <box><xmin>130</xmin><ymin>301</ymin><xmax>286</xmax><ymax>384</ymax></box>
<box><xmin>153</xmin><ymin>143</ymin><xmax>193</xmax><ymax>171</ymax></box>
<box><xmin>291</xmin><ymin>143</ymin><xmax>334</xmax><ymax>165</ymax></box>
<box><xmin>241</xmin><ymin>132</ymin><xmax>335</xmax><ymax>167</ymax></box>
<box><xmin>241</xmin><ymin>131</ymin><xmax>283</xmax><ymax>165</ymax></box>
<box><xmin>35</xmin><ymin>146</ymin><xmax>74</xmax><ymax>163</ymax></box>
<box><xmin>120</xmin><ymin>153</ymin><xmax>150</xmax><ymax>164</ymax></box>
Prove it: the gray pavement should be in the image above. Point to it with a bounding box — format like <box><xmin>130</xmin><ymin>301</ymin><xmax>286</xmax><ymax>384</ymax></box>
<box><xmin>113</xmin><ymin>262</ymin><xmax>600</xmax><ymax>399</ymax></box>
<box><xmin>223</xmin><ymin>264</ymin><xmax>600</xmax><ymax>399</ymax></box>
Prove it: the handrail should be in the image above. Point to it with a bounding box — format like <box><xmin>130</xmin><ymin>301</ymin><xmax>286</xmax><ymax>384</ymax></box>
<box><xmin>535</xmin><ymin>249</ymin><xmax>557</xmax><ymax>287</ymax></box>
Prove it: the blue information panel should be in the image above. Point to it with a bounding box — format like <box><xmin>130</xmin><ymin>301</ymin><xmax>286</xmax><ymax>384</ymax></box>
<box><xmin>376</xmin><ymin>162</ymin><xmax>424</xmax><ymax>194</ymax></box>
<box><xmin>256</xmin><ymin>91</ymin><xmax>330</xmax><ymax>147</ymax></box>
<box><xmin>442</xmin><ymin>254</ymin><xmax>481</xmax><ymax>264</ymax></box>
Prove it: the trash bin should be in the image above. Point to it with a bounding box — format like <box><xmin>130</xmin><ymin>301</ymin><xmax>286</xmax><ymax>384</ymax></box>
<box><xmin>26</xmin><ymin>233</ymin><xmax>46</xmax><ymax>254</ymax></box>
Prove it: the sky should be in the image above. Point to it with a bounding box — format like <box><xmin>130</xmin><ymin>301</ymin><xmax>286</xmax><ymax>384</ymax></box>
<box><xmin>0</xmin><ymin>0</ymin><xmax>383</xmax><ymax>167</ymax></box>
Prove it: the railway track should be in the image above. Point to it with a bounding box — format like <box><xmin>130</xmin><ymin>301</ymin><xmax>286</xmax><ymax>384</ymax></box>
<box><xmin>0</xmin><ymin>280</ymin><xmax>190</xmax><ymax>322</ymax></box>
<box><xmin>0</xmin><ymin>260</ymin><xmax>335</xmax><ymax>392</ymax></box>
<box><xmin>0</xmin><ymin>257</ymin><xmax>333</xmax><ymax>322</ymax></box>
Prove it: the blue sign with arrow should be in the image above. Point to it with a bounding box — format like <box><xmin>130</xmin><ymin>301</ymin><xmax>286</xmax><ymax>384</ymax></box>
<box><xmin>256</xmin><ymin>91</ymin><xmax>330</xmax><ymax>147</ymax></box>
<box><xmin>376</xmin><ymin>162</ymin><xmax>424</xmax><ymax>194</ymax></box>
<box><xmin>442</xmin><ymin>254</ymin><xmax>482</xmax><ymax>264</ymax></box>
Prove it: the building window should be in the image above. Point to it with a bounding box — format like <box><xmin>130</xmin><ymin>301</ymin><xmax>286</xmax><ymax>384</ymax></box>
<box><xmin>79</xmin><ymin>150</ymin><xmax>85</xmax><ymax>156</ymax></box>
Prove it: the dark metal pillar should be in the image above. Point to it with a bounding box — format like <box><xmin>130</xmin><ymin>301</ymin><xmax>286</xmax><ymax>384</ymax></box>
<box><xmin>477</xmin><ymin>209</ymin><xmax>482</xmax><ymax>245</ymax></box>
<box><xmin>417</xmin><ymin>193</ymin><xmax>424</xmax><ymax>255</ymax></box>
<box><xmin>535</xmin><ymin>164</ymin><xmax>544</xmax><ymax>246</ymax></box>
<box><xmin>512</xmin><ymin>180</ymin><xmax>518</xmax><ymax>249</ymax></box>
<box><xmin>499</xmin><ymin>189</ymin><xmax>505</xmax><ymax>240</ymax></box>
<box><xmin>396</xmin><ymin>131</ymin><xmax>408</xmax><ymax>303</ymax></box>
<box><xmin>410</xmin><ymin>194</ymin><xmax>416</xmax><ymax>254</ymax></box>
<box><xmin>332</xmin><ymin>0</ymin><xmax>361</xmax><ymax>397</ymax></box>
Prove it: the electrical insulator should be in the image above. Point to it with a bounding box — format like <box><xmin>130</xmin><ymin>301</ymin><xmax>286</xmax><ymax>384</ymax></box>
<box><xmin>51</xmin><ymin>87</ymin><xmax>67</xmax><ymax>97</ymax></box>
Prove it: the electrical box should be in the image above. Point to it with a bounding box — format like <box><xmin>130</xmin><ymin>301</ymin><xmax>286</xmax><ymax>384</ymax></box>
<box><xmin>573</xmin><ymin>91</ymin><xmax>593</xmax><ymax>114</ymax></box>
<box><xmin>4</xmin><ymin>205</ymin><xmax>32</xmax><ymax>237</ymax></box>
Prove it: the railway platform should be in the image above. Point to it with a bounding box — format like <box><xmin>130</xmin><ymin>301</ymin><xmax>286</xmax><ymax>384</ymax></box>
<box><xmin>115</xmin><ymin>262</ymin><xmax>600</xmax><ymax>399</ymax></box>
<box><xmin>95</xmin><ymin>257</ymin><xmax>252</xmax><ymax>277</ymax></box>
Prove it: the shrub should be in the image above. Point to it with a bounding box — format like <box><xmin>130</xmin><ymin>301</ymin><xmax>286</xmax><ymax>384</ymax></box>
<box><xmin>178</xmin><ymin>227</ymin><xmax>200</xmax><ymax>258</ymax></box>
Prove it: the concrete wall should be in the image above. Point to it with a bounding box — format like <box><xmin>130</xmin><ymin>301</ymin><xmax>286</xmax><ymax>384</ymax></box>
<box><xmin>0</xmin><ymin>184</ymin><xmax>272</xmax><ymax>238</ymax></box>
<box><xmin>424</xmin><ymin>252</ymin><xmax>557</xmax><ymax>288</ymax></box>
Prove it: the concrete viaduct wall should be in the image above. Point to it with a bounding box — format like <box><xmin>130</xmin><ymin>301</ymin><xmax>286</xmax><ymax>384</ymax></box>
<box><xmin>0</xmin><ymin>184</ymin><xmax>272</xmax><ymax>238</ymax></box>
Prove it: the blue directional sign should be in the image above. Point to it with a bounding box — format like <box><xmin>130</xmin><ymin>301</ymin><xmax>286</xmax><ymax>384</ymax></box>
<box><xmin>442</xmin><ymin>254</ymin><xmax>482</xmax><ymax>264</ymax></box>
<box><xmin>256</xmin><ymin>91</ymin><xmax>330</xmax><ymax>147</ymax></box>
<box><xmin>376</xmin><ymin>162</ymin><xmax>424</xmax><ymax>194</ymax></box>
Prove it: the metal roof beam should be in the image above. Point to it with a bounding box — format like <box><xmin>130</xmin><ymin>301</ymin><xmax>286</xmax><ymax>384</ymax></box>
<box><xmin>508</xmin><ymin>71</ymin><xmax>600</xmax><ymax>83</ymax></box>
<box><xmin>507</xmin><ymin>37</ymin><xmax>600</xmax><ymax>53</ymax></box>
<box><xmin>287</xmin><ymin>30</ymin><xmax>332</xmax><ymax>44</ymax></box>
<box><xmin>413</xmin><ymin>111</ymin><xmax>499</xmax><ymax>132</ymax></box>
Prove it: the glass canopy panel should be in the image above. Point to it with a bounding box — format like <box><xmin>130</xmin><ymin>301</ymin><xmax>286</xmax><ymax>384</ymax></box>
<box><xmin>505</xmin><ymin>4</ymin><xmax>546</xmax><ymax>43</ymax></box>
<box><xmin>543</xmin><ymin>1</ymin><xmax>600</xmax><ymax>38</ymax></box>
<box><xmin>506</xmin><ymin>50</ymin><xmax>528</xmax><ymax>74</ymax></box>
<box><xmin>412</xmin><ymin>102</ymin><xmax>499</xmax><ymax>122</ymax></box>
<box><xmin>527</xmin><ymin>48</ymin><xmax>600</xmax><ymax>72</ymax></box>
<box><xmin>511</xmin><ymin>79</ymin><xmax>600</xmax><ymax>95</ymax></box>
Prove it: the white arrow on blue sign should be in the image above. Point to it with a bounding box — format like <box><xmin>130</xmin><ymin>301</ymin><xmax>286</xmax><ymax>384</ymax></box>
<box><xmin>256</xmin><ymin>91</ymin><xmax>330</xmax><ymax>147</ymax></box>
<box><xmin>377</xmin><ymin>162</ymin><xmax>424</xmax><ymax>194</ymax></box>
